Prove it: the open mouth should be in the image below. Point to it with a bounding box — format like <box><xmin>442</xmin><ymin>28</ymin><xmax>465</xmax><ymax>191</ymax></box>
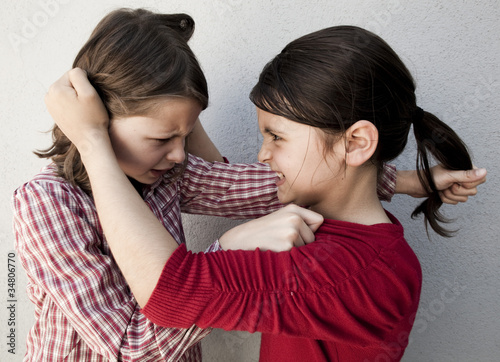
<box><xmin>275</xmin><ymin>171</ymin><xmax>286</xmax><ymax>186</ymax></box>
<box><xmin>150</xmin><ymin>168</ymin><xmax>171</xmax><ymax>178</ymax></box>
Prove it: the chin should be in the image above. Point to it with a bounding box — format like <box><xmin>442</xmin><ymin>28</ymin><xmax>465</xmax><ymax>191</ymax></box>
<box><xmin>277</xmin><ymin>194</ymin><xmax>296</xmax><ymax>206</ymax></box>
<box><xmin>131</xmin><ymin>175</ymin><xmax>156</xmax><ymax>185</ymax></box>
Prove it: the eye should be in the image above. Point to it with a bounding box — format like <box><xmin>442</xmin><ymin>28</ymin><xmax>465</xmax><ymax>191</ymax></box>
<box><xmin>270</xmin><ymin>132</ymin><xmax>282</xmax><ymax>141</ymax></box>
<box><xmin>154</xmin><ymin>137</ymin><xmax>172</xmax><ymax>144</ymax></box>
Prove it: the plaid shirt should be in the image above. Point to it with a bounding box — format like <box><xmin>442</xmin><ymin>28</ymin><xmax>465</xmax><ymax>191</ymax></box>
<box><xmin>12</xmin><ymin>154</ymin><xmax>395</xmax><ymax>361</ymax></box>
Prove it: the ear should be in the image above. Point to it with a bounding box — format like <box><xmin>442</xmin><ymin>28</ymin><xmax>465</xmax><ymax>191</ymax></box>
<box><xmin>344</xmin><ymin>120</ymin><xmax>378</xmax><ymax>167</ymax></box>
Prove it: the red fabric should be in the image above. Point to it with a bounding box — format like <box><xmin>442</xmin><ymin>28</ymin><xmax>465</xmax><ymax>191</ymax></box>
<box><xmin>143</xmin><ymin>212</ymin><xmax>421</xmax><ymax>361</ymax></box>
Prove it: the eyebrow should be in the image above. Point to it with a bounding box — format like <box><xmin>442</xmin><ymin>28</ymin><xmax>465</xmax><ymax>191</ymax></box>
<box><xmin>148</xmin><ymin>132</ymin><xmax>175</xmax><ymax>139</ymax></box>
<box><xmin>151</xmin><ymin>128</ymin><xmax>192</xmax><ymax>139</ymax></box>
<box><xmin>263</xmin><ymin>126</ymin><xmax>286</xmax><ymax>135</ymax></box>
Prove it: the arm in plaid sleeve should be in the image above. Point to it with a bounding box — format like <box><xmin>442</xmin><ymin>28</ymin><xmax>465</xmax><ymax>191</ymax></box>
<box><xmin>12</xmin><ymin>177</ymin><xmax>207</xmax><ymax>361</ymax></box>
<box><xmin>178</xmin><ymin>154</ymin><xmax>282</xmax><ymax>218</ymax></box>
<box><xmin>179</xmin><ymin>155</ymin><xmax>396</xmax><ymax>216</ymax></box>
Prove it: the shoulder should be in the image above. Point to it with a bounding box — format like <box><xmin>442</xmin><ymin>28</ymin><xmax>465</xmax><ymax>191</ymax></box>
<box><xmin>304</xmin><ymin>221</ymin><xmax>421</xmax><ymax>325</ymax></box>
<box><xmin>13</xmin><ymin>164</ymin><xmax>92</xmax><ymax>209</ymax></box>
<box><xmin>16</xmin><ymin>164</ymin><xmax>79</xmax><ymax>191</ymax></box>
<box><xmin>306</xmin><ymin>218</ymin><xmax>420</xmax><ymax>288</ymax></box>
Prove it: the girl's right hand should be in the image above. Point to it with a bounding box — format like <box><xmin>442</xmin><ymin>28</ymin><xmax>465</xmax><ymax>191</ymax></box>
<box><xmin>219</xmin><ymin>204</ymin><xmax>324</xmax><ymax>252</ymax></box>
<box><xmin>45</xmin><ymin>68</ymin><xmax>109</xmax><ymax>151</ymax></box>
<box><xmin>432</xmin><ymin>165</ymin><xmax>487</xmax><ymax>204</ymax></box>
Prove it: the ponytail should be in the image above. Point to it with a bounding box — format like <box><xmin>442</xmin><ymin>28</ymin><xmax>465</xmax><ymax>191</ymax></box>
<box><xmin>411</xmin><ymin>109</ymin><xmax>472</xmax><ymax>237</ymax></box>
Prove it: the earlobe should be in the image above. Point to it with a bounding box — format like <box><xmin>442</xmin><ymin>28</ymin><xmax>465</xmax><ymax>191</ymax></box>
<box><xmin>345</xmin><ymin>120</ymin><xmax>378</xmax><ymax>167</ymax></box>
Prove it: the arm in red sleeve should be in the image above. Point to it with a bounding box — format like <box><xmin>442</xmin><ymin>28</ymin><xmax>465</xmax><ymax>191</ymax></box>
<box><xmin>142</xmin><ymin>226</ymin><xmax>420</xmax><ymax>345</ymax></box>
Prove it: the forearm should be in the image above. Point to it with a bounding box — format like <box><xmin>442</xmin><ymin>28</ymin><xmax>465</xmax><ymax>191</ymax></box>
<box><xmin>185</xmin><ymin>119</ymin><xmax>224</xmax><ymax>162</ymax></box>
<box><xmin>180</xmin><ymin>155</ymin><xmax>282</xmax><ymax>217</ymax></box>
<box><xmin>394</xmin><ymin>170</ymin><xmax>426</xmax><ymax>198</ymax></box>
<box><xmin>79</xmin><ymin>131</ymin><xmax>176</xmax><ymax>307</ymax></box>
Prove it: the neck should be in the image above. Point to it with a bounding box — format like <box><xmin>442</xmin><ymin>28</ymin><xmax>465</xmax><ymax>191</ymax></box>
<box><xmin>310</xmin><ymin>166</ymin><xmax>391</xmax><ymax>225</ymax></box>
<box><xmin>128</xmin><ymin>177</ymin><xmax>145</xmax><ymax>198</ymax></box>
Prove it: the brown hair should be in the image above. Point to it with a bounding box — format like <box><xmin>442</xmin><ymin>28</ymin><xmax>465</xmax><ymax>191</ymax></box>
<box><xmin>250</xmin><ymin>25</ymin><xmax>472</xmax><ymax>237</ymax></box>
<box><xmin>37</xmin><ymin>8</ymin><xmax>208</xmax><ymax>194</ymax></box>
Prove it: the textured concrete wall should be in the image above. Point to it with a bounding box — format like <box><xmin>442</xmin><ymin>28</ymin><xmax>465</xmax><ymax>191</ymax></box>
<box><xmin>1</xmin><ymin>1</ymin><xmax>498</xmax><ymax>361</ymax></box>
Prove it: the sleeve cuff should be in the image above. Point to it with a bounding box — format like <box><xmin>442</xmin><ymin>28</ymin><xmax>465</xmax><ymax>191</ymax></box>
<box><xmin>377</xmin><ymin>163</ymin><xmax>397</xmax><ymax>202</ymax></box>
<box><xmin>141</xmin><ymin>245</ymin><xmax>212</xmax><ymax>328</ymax></box>
<box><xmin>205</xmin><ymin>240</ymin><xmax>223</xmax><ymax>253</ymax></box>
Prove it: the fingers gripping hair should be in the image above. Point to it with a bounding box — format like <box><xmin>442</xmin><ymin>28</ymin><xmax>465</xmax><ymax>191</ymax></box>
<box><xmin>411</xmin><ymin>110</ymin><xmax>472</xmax><ymax>237</ymax></box>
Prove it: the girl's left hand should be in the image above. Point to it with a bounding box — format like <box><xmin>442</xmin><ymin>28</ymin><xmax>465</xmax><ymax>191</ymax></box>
<box><xmin>45</xmin><ymin>68</ymin><xmax>109</xmax><ymax>149</ymax></box>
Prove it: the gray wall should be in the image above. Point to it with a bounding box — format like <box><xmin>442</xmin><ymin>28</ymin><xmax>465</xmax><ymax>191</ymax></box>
<box><xmin>1</xmin><ymin>0</ymin><xmax>498</xmax><ymax>361</ymax></box>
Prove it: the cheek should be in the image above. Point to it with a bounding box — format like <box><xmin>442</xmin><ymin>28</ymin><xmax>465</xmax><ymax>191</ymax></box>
<box><xmin>292</xmin><ymin>154</ymin><xmax>328</xmax><ymax>187</ymax></box>
<box><xmin>110</xmin><ymin>135</ymin><xmax>139</xmax><ymax>164</ymax></box>
<box><xmin>111</xmin><ymin>137</ymin><xmax>160</xmax><ymax>172</ymax></box>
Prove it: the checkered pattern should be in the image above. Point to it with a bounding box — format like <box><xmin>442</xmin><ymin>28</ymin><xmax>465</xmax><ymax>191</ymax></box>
<box><xmin>12</xmin><ymin>154</ymin><xmax>395</xmax><ymax>361</ymax></box>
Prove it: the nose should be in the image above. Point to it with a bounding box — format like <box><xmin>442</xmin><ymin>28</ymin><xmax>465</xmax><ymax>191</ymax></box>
<box><xmin>168</xmin><ymin>138</ymin><xmax>186</xmax><ymax>164</ymax></box>
<box><xmin>258</xmin><ymin>143</ymin><xmax>271</xmax><ymax>163</ymax></box>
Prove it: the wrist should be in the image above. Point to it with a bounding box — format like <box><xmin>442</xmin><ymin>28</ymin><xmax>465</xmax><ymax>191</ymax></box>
<box><xmin>76</xmin><ymin>130</ymin><xmax>117</xmax><ymax>178</ymax></box>
<box><xmin>218</xmin><ymin>226</ymin><xmax>245</xmax><ymax>251</ymax></box>
<box><xmin>74</xmin><ymin>128</ymin><xmax>110</xmax><ymax>159</ymax></box>
<box><xmin>395</xmin><ymin>170</ymin><xmax>426</xmax><ymax>198</ymax></box>
<box><xmin>218</xmin><ymin>230</ymin><xmax>233</xmax><ymax>250</ymax></box>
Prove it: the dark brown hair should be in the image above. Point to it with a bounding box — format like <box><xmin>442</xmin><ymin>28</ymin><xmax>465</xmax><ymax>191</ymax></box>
<box><xmin>37</xmin><ymin>8</ymin><xmax>208</xmax><ymax>194</ymax></box>
<box><xmin>250</xmin><ymin>25</ymin><xmax>472</xmax><ymax>237</ymax></box>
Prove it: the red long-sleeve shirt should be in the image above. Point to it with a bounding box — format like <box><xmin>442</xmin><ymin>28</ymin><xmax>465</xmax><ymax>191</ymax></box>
<box><xmin>142</xmin><ymin>212</ymin><xmax>421</xmax><ymax>361</ymax></box>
